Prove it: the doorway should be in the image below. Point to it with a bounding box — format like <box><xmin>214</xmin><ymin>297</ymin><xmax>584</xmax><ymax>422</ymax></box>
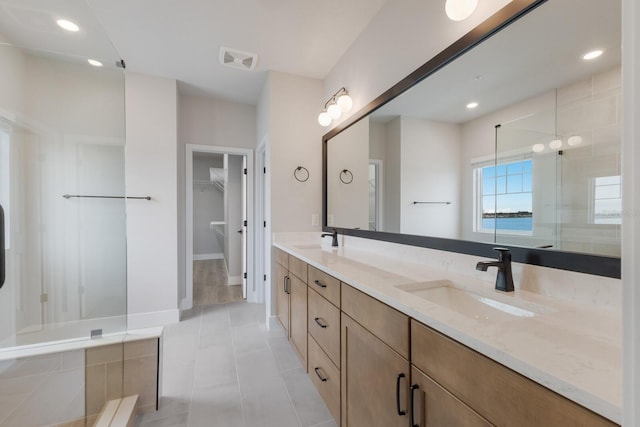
<box><xmin>185</xmin><ymin>145</ymin><xmax>254</xmax><ymax>309</ymax></box>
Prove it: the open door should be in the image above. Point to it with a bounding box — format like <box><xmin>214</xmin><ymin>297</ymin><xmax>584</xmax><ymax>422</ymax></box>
<box><xmin>242</xmin><ymin>156</ymin><xmax>247</xmax><ymax>299</ymax></box>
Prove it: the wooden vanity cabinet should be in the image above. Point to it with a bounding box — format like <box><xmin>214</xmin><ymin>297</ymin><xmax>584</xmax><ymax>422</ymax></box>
<box><xmin>341</xmin><ymin>284</ymin><xmax>410</xmax><ymax>427</ymax></box>
<box><xmin>274</xmin><ymin>254</ymin><xmax>289</xmax><ymax>335</ymax></box>
<box><xmin>273</xmin><ymin>248</ymin><xmax>307</xmax><ymax>369</ymax></box>
<box><xmin>410</xmin><ymin>320</ymin><xmax>617</xmax><ymax>427</ymax></box>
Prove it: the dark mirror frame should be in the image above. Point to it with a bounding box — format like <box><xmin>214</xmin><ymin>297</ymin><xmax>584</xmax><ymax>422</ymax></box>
<box><xmin>322</xmin><ymin>0</ymin><xmax>621</xmax><ymax>279</ymax></box>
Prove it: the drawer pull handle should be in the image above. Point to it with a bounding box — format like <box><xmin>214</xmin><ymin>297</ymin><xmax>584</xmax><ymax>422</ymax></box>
<box><xmin>314</xmin><ymin>367</ymin><xmax>328</xmax><ymax>382</ymax></box>
<box><xmin>396</xmin><ymin>373</ymin><xmax>407</xmax><ymax>416</ymax></box>
<box><xmin>313</xmin><ymin>279</ymin><xmax>327</xmax><ymax>289</ymax></box>
<box><xmin>284</xmin><ymin>276</ymin><xmax>291</xmax><ymax>295</ymax></box>
<box><xmin>410</xmin><ymin>384</ymin><xmax>420</xmax><ymax>427</ymax></box>
<box><xmin>314</xmin><ymin>317</ymin><xmax>328</xmax><ymax>328</ymax></box>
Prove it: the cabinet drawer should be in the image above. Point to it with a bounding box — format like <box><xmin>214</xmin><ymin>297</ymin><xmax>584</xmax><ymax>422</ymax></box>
<box><xmin>308</xmin><ymin>334</ymin><xmax>340</xmax><ymax>423</ymax></box>
<box><xmin>308</xmin><ymin>288</ymin><xmax>340</xmax><ymax>368</ymax></box>
<box><xmin>308</xmin><ymin>266</ymin><xmax>341</xmax><ymax>307</ymax></box>
<box><xmin>274</xmin><ymin>247</ymin><xmax>288</xmax><ymax>269</ymax></box>
<box><xmin>288</xmin><ymin>255</ymin><xmax>308</xmax><ymax>283</ymax></box>
<box><xmin>341</xmin><ymin>284</ymin><xmax>409</xmax><ymax>359</ymax></box>
<box><xmin>411</xmin><ymin>320</ymin><xmax>617</xmax><ymax>427</ymax></box>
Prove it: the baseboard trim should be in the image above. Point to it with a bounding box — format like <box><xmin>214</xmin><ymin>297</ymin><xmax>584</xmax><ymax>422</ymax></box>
<box><xmin>193</xmin><ymin>253</ymin><xmax>224</xmax><ymax>261</ymax></box>
<box><xmin>127</xmin><ymin>309</ymin><xmax>179</xmax><ymax>329</ymax></box>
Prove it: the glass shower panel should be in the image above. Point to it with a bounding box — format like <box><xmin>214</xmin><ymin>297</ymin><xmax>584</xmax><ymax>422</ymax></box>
<box><xmin>494</xmin><ymin>116</ymin><xmax>561</xmax><ymax>250</ymax></box>
<box><xmin>0</xmin><ymin>41</ymin><xmax>127</xmax><ymax>350</ymax></box>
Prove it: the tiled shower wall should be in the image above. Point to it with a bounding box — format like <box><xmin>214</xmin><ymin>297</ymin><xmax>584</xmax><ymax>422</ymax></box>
<box><xmin>0</xmin><ymin>337</ymin><xmax>159</xmax><ymax>427</ymax></box>
<box><xmin>0</xmin><ymin>350</ymin><xmax>85</xmax><ymax>426</ymax></box>
<box><xmin>86</xmin><ymin>338</ymin><xmax>159</xmax><ymax>421</ymax></box>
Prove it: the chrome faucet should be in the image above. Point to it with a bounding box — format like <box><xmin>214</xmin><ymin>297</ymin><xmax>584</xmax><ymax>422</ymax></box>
<box><xmin>476</xmin><ymin>247</ymin><xmax>514</xmax><ymax>292</ymax></box>
<box><xmin>321</xmin><ymin>228</ymin><xmax>339</xmax><ymax>247</ymax></box>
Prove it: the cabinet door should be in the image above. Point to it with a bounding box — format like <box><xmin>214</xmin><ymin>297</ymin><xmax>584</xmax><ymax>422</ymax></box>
<box><xmin>275</xmin><ymin>262</ymin><xmax>289</xmax><ymax>334</ymax></box>
<box><xmin>289</xmin><ymin>273</ymin><xmax>307</xmax><ymax>368</ymax></box>
<box><xmin>341</xmin><ymin>313</ymin><xmax>410</xmax><ymax>427</ymax></box>
<box><xmin>410</xmin><ymin>366</ymin><xmax>491</xmax><ymax>427</ymax></box>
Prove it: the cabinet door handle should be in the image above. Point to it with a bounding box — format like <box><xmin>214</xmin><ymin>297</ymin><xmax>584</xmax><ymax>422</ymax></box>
<box><xmin>286</xmin><ymin>276</ymin><xmax>291</xmax><ymax>294</ymax></box>
<box><xmin>314</xmin><ymin>367</ymin><xmax>328</xmax><ymax>382</ymax></box>
<box><xmin>410</xmin><ymin>384</ymin><xmax>420</xmax><ymax>427</ymax></box>
<box><xmin>396</xmin><ymin>373</ymin><xmax>407</xmax><ymax>416</ymax></box>
<box><xmin>314</xmin><ymin>317</ymin><xmax>328</xmax><ymax>328</ymax></box>
<box><xmin>284</xmin><ymin>275</ymin><xmax>291</xmax><ymax>294</ymax></box>
<box><xmin>313</xmin><ymin>279</ymin><xmax>327</xmax><ymax>288</ymax></box>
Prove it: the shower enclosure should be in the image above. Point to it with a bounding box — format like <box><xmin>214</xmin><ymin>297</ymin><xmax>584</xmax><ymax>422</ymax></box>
<box><xmin>493</xmin><ymin>68</ymin><xmax>622</xmax><ymax>257</ymax></box>
<box><xmin>0</xmin><ymin>1</ymin><xmax>128</xmax><ymax>424</ymax></box>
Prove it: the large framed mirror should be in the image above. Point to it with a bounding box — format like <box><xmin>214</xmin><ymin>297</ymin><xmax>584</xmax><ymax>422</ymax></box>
<box><xmin>323</xmin><ymin>0</ymin><xmax>621</xmax><ymax>278</ymax></box>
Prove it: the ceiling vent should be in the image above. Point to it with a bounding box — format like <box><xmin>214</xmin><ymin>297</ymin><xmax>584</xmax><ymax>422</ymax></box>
<box><xmin>219</xmin><ymin>47</ymin><xmax>258</xmax><ymax>71</ymax></box>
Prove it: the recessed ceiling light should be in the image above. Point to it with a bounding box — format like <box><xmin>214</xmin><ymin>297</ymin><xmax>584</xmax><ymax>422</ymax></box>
<box><xmin>57</xmin><ymin>19</ymin><xmax>79</xmax><ymax>32</ymax></box>
<box><xmin>88</xmin><ymin>59</ymin><xmax>103</xmax><ymax>67</ymax></box>
<box><xmin>532</xmin><ymin>143</ymin><xmax>545</xmax><ymax>153</ymax></box>
<box><xmin>549</xmin><ymin>139</ymin><xmax>563</xmax><ymax>150</ymax></box>
<box><xmin>582</xmin><ymin>50</ymin><xmax>603</xmax><ymax>60</ymax></box>
<box><xmin>466</xmin><ymin>102</ymin><xmax>478</xmax><ymax>109</ymax></box>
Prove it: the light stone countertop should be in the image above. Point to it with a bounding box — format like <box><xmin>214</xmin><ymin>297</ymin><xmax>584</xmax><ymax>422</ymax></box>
<box><xmin>274</xmin><ymin>236</ymin><xmax>622</xmax><ymax>424</ymax></box>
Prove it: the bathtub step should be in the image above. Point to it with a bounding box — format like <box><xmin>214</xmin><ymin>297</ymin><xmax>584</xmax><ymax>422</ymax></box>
<box><xmin>94</xmin><ymin>395</ymin><xmax>139</xmax><ymax>427</ymax></box>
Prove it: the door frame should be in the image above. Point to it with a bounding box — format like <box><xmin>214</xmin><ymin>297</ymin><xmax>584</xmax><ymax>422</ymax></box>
<box><xmin>256</xmin><ymin>138</ymin><xmax>271</xmax><ymax>315</ymax></box>
<box><xmin>185</xmin><ymin>144</ymin><xmax>255</xmax><ymax>309</ymax></box>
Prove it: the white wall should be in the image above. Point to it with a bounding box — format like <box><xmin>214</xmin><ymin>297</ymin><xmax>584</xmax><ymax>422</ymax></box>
<box><xmin>323</xmin><ymin>0</ymin><xmax>510</xmax><ymax>127</ymax></box>
<box><xmin>384</xmin><ymin>117</ymin><xmax>402</xmax><ymax>233</ymax></box>
<box><xmin>264</xmin><ymin>71</ymin><xmax>325</xmax><ymax>233</ymax></box>
<box><xmin>327</xmin><ymin>117</ymin><xmax>370</xmax><ymax>229</ymax></box>
<box><xmin>400</xmin><ymin>117</ymin><xmax>461</xmax><ymax>238</ymax></box>
<box><xmin>125</xmin><ymin>72</ymin><xmax>179</xmax><ymax>328</ymax></box>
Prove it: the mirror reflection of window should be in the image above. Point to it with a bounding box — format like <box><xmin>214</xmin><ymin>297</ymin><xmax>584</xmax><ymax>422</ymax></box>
<box><xmin>478</xmin><ymin>159</ymin><xmax>533</xmax><ymax>234</ymax></box>
<box><xmin>592</xmin><ymin>176</ymin><xmax>622</xmax><ymax>224</ymax></box>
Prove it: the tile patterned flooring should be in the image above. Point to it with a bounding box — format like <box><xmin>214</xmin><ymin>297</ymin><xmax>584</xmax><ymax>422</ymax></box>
<box><xmin>193</xmin><ymin>260</ymin><xmax>244</xmax><ymax>306</ymax></box>
<box><xmin>135</xmin><ymin>303</ymin><xmax>337</xmax><ymax>427</ymax></box>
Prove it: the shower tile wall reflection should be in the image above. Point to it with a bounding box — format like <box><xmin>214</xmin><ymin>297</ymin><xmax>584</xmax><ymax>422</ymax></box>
<box><xmin>0</xmin><ymin>350</ymin><xmax>85</xmax><ymax>426</ymax></box>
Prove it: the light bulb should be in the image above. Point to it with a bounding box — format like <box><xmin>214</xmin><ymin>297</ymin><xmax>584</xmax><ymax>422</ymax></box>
<box><xmin>327</xmin><ymin>103</ymin><xmax>342</xmax><ymax>120</ymax></box>
<box><xmin>567</xmin><ymin>135</ymin><xmax>583</xmax><ymax>146</ymax></box>
<box><xmin>445</xmin><ymin>0</ymin><xmax>478</xmax><ymax>21</ymax></box>
<box><xmin>88</xmin><ymin>59</ymin><xmax>103</xmax><ymax>67</ymax></box>
<box><xmin>583</xmin><ymin>50</ymin><xmax>603</xmax><ymax>60</ymax></box>
<box><xmin>532</xmin><ymin>143</ymin><xmax>545</xmax><ymax>153</ymax></box>
<box><xmin>337</xmin><ymin>94</ymin><xmax>353</xmax><ymax>112</ymax></box>
<box><xmin>466</xmin><ymin>101</ymin><xmax>478</xmax><ymax>109</ymax></box>
<box><xmin>57</xmin><ymin>19</ymin><xmax>79</xmax><ymax>32</ymax></box>
<box><xmin>318</xmin><ymin>111</ymin><xmax>331</xmax><ymax>127</ymax></box>
<box><xmin>549</xmin><ymin>139</ymin><xmax>563</xmax><ymax>150</ymax></box>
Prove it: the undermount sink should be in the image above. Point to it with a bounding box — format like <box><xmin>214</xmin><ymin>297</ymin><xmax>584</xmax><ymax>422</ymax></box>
<box><xmin>395</xmin><ymin>280</ymin><xmax>554</xmax><ymax>321</ymax></box>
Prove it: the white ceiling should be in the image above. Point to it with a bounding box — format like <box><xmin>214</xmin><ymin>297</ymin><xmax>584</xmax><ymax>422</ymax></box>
<box><xmin>0</xmin><ymin>0</ymin><xmax>387</xmax><ymax>104</ymax></box>
<box><xmin>371</xmin><ymin>0</ymin><xmax>621</xmax><ymax>125</ymax></box>
<box><xmin>87</xmin><ymin>0</ymin><xmax>387</xmax><ymax>104</ymax></box>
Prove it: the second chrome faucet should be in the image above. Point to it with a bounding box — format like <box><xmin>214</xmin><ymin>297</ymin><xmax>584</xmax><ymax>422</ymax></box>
<box><xmin>476</xmin><ymin>247</ymin><xmax>514</xmax><ymax>292</ymax></box>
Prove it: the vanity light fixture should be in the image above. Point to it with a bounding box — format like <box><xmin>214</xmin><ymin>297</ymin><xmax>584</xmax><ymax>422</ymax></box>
<box><xmin>549</xmin><ymin>139</ymin><xmax>563</xmax><ymax>150</ymax></box>
<box><xmin>445</xmin><ymin>0</ymin><xmax>478</xmax><ymax>21</ymax></box>
<box><xmin>567</xmin><ymin>135</ymin><xmax>583</xmax><ymax>146</ymax></box>
<box><xmin>582</xmin><ymin>49</ymin><xmax>603</xmax><ymax>60</ymax></box>
<box><xmin>466</xmin><ymin>101</ymin><xmax>479</xmax><ymax>109</ymax></box>
<box><xmin>318</xmin><ymin>87</ymin><xmax>353</xmax><ymax>127</ymax></box>
<box><xmin>56</xmin><ymin>19</ymin><xmax>80</xmax><ymax>32</ymax></box>
<box><xmin>88</xmin><ymin>59</ymin><xmax>103</xmax><ymax>67</ymax></box>
<box><xmin>531</xmin><ymin>143</ymin><xmax>545</xmax><ymax>153</ymax></box>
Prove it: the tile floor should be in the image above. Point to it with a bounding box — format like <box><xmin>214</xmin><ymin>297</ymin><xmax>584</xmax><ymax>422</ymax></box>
<box><xmin>135</xmin><ymin>302</ymin><xmax>337</xmax><ymax>427</ymax></box>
